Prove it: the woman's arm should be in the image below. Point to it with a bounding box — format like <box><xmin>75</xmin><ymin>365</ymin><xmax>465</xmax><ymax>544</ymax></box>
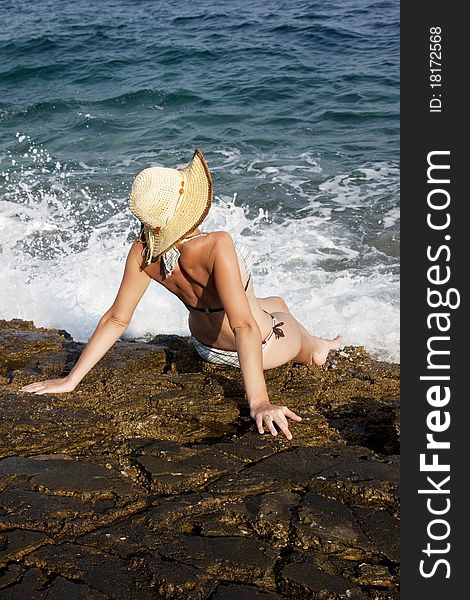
<box><xmin>21</xmin><ymin>241</ymin><xmax>151</xmax><ymax>395</ymax></box>
<box><xmin>211</xmin><ymin>233</ymin><xmax>301</xmax><ymax>439</ymax></box>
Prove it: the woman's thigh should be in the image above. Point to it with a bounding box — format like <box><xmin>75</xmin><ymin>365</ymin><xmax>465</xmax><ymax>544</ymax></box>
<box><xmin>261</xmin><ymin>311</ymin><xmax>302</xmax><ymax>370</ymax></box>
<box><xmin>257</xmin><ymin>295</ymin><xmax>289</xmax><ymax>314</ymax></box>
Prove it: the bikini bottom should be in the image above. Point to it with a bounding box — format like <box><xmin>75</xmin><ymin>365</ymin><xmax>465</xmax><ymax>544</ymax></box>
<box><xmin>191</xmin><ymin>311</ymin><xmax>285</xmax><ymax>368</ymax></box>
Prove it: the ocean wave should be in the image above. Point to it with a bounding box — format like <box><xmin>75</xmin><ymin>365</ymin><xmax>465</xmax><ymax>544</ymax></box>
<box><xmin>318</xmin><ymin>109</ymin><xmax>398</xmax><ymax>124</ymax></box>
<box><xmin>0</xmin><ymin>34</ymin><xmax>61</xmax><ymax>58</ymax></box>
<box><xmin>6</xmin><ymin>99</ymin><xmax>74</xmax><ymax>119</ymax></box>
<box><xmin>93</xmin><ymin>88</ymin><xmax>167</xmax><ymax>108</ymax></box>
<box><xmin>0</xmin><ymin>130</ymin><xmax>399</xmax><ymax>361</ymax></box>
<box><xmin>268</xmin><ymin>22</ymin><xmax>365</xmax><ymax>42</ymax></box>
<box><xmin>0</xmin><ymin>0</ymin><xmax>399</xmax><ymax>361</ymax></box>
<box><xmin>0</xmin><ymin>62</ymin><xmax>71</xmax><ymax>83</ymax></box>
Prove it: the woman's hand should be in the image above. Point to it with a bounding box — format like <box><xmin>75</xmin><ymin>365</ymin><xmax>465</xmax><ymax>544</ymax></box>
<box><xmin>20</xmin><ymin>377</ymin><xmax>77</xmax><ymax>395</ymax></box>
<box><xmin>250</xmin><ymin>402</ymin><xmax>302</xmax><ymax>440</ymax></box>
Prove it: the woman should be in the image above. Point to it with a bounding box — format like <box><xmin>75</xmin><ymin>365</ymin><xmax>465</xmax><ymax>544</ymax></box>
<box><xmin>21</xmin><ymin>148</ymin><xmax>342</xmax><ymax>440</ymax></box>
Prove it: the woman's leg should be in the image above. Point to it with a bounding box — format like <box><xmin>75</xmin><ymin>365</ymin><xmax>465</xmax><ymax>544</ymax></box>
<box><xmin>257</xmin><ymin>296</ymin><xmax>343</xmax><ymax>369</ymax></box>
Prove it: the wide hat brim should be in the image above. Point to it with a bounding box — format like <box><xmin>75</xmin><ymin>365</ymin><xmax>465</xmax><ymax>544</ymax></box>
<box><xmin>132</xmin><ymin>148</ymin><xmax>213</xmax><ymax>263</ymax></box>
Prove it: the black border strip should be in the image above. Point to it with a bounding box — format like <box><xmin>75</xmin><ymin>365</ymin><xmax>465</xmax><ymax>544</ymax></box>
<box><xmin>401</xmin><ymin>3</ymin><xmax>466</xmax><ymax>597</ymax></box>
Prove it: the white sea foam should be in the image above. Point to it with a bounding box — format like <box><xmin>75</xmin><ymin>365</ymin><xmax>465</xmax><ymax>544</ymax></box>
<box><xmin>382</xmin><ymin>206</ymin><xmax>400</xmax><ymax>229</ymax></box>
<box><xmin>0</xmin><ymin>138</ymin><xmax>400</xmax><ymax>363</ymax></box>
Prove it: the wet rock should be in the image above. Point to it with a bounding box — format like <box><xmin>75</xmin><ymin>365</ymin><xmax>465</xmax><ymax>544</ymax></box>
<box><xmin>0</xmin><ymin>565</ymin><xmax>109</xmax><ymax>599</ymax></box>
<box><xmin>0</xmin><ymin>319</ymin><xmax>66</xmax><ymax>376</ymax></box>
<box><xmin>211</xmin><ymin>583</ymin><xmax>284</xmax><ymax>599</ymax></box>
<box><xmin>0</xmin><ymin>530</ymin><xmax>49</xmax><ymax>568</ymax></box>
<box><xmin>0</xmin><ymin>454</ymin><xmax>142</xmax><ymax>501</ymax></box>
<box><xmin>213</xmin><ymin>439</ymin><xmax>277</xmax><ymax>462</ymax></box>
<box><xmin>0</xmin><ymin>479</ymin><xmax>112</xmax><ymax>536</ymax></box>
<box><xmin>325</xmin><ymin>397</ymin><xmax>400</xmax><ymax>455</ymax></box>
<box><xmin>136</xmin><ymin>447</ymin><xmax>246</xmax><ymax>494</ymax></box>
<box><xmin>251</xmin><ymin>491</ymin><xmax>300</xmax><ymax>547</ymax></box>
<box><xmin>306</xmin><ymin>450</ymin><xmax>399</xmax><ymax>514</ymax></box>
<box><xmin>0</xmin><ymin>319</ymin><xmax>400</xmax><ymax>598</ymax></box>
<box><xmin>206</xmin><ymin>470</ymin><xmax>282</xmax><ymax>498</ymax></box>
<box><xmin>293</xmin><ymin>492</ymin><xmax>399</xmax><ymax>563</ymax></box>
<box><xmin>35</xmin><ymin>575</ymin><xmax>110</xmax><ymax>599</ymax></box>
<box><xmin>0</xmin><ymin>567</ymin><xmax>51</xmax><ymax>599</ymax></box>
<box><xmin>24</xmin><ymin>542</ymin><xmax>155</xmax><ymax>599</ymax></box>
<box><xmin>187</xmin><ymin>489</ymin><xmax>301</xmax><ymax>547</ymax></box>
<box><xmin>0</xmin><ymin>564</ymin><xmax>25</xmax><ymax>592</ymax></box>
<box><xmin>279</xmin><ymin>560</ymin><xmax>367</xmax><ymax>599</ymax></box>
<box><xmin>156</xmin><ymin>534</ymin><xmax>279</xmax><ymax>588</ymax></box>
<box><xmin>354</xmin><ymin>562</ymin><xmax>398</xmax><ymax>589</ymax></box>
<box><xmin>146</xmin><ymin>555</ymin><xmax>216</xmax><ymax>599</ymax></box>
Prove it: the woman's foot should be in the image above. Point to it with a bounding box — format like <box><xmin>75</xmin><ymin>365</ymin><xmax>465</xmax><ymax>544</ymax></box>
<box><xmin>311</xmin><ymin>335</ymin><xmax>343</xmax><ymax>366</ymax></box>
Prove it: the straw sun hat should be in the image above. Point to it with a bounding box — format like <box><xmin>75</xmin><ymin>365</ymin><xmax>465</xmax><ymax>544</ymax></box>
<box><xmin>129</xmin><ymin>148</ymin><xmax>212</xmax><ymax>268</ymax></box>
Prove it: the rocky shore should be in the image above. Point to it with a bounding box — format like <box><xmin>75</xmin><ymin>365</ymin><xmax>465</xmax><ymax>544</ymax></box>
<box><xmin>0</xmin><ymin>318</ymin><xmax>400</xmax><ymax>599</ymax></box>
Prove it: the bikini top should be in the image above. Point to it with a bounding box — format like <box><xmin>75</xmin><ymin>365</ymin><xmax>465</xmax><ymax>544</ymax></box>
<box><xmin>176</xmin><ymin>232</ymin><xmax>253</xmax><ymax>314</ymax></box>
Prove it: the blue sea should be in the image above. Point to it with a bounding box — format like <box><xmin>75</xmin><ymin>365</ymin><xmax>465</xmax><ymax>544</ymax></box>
<box><xmin>0</xmin><ymin>0</ymin><xmax>399</xmax><ymax>361</ymax></box>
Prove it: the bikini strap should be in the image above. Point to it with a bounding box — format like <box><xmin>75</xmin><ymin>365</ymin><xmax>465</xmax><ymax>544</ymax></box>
<box><xmin>184</xmin><ymin>303</ymin><xmax>225</xmax><ymax>314</ymax></box>
<box><xmin>261</xmin><ymin>310</ymin><xmax>285</xmax><ymax>345</ymax></box>
<box><xmin>180</xmin><ymin>232</ymin><xmax>208</xmax><ymax>244</ymax></box>
<box><xmin>184</xmin><ymin>274</ymin><xmax>251</xmax><ymax>313</ymax></box>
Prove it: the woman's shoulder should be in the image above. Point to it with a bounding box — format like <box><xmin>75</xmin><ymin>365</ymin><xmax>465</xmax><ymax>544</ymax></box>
<box><xmin>205</xmin><ymin>230</ymin><xmax>235</xmax><ymax>246</ymax></box>
<box><xmin>207</xmin><ymin>232</ymin><xmax>250</xmax><ymax>256</ymax></box>
<box><xmin>130</xmin><ymin>237</ymin><xmax>145</xmax><ymax>254</ymax></box>
<box><xmin>184</xmin><ymin>230</ymin><xmax>235</xmax><ymax>252</ymax></box>
<box><xmin>188</xmin><ymin>231</ymin><xmax>238</xmax><ymax>269</ymax></box>
<box><xmin>205</xmin><ymin>232</ymin><xmax>240</xmax><ymax>260</ymax></box>
<box><xmin>128</xmin><ymin>237</ymin><xmax>147</xmax><ymax>267</ymax></box>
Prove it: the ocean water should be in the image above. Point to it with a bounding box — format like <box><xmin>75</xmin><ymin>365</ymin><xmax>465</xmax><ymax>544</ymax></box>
<box><xmin>0</xmin><ymin>0</ymin><xmax>399</xmax><ymax>362</ymax></box>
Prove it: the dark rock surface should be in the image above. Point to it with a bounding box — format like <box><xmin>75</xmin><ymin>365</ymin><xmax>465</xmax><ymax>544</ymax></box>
<box><xmin>0</xmin><ymin>318</ymin><xmax>400</xmax><ymax>598</ymax></box>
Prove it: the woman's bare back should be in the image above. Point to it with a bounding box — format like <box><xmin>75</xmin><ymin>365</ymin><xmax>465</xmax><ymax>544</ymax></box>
<box><xmin>141</xmin><ymin>230</ymin><xmax>273</xmax><ymax>350</ymax></box>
